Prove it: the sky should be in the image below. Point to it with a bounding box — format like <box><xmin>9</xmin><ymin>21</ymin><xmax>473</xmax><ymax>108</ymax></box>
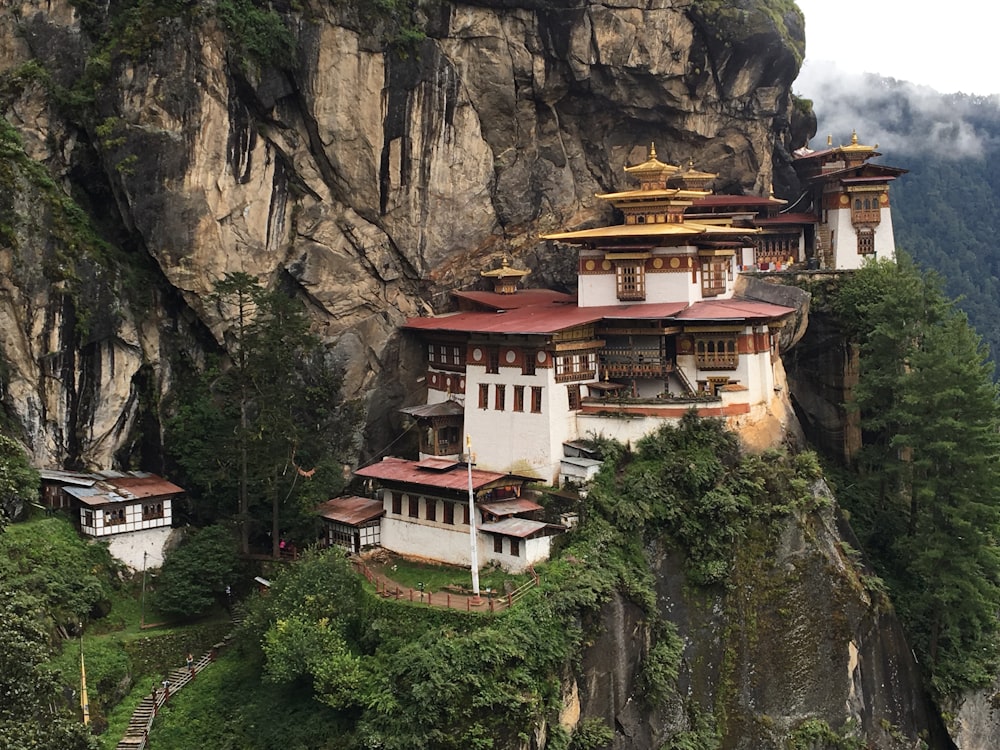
<box><xmin>793</xmin><ymin>0</ymin><xmax>999</xmax><ymax>97</ymax></box>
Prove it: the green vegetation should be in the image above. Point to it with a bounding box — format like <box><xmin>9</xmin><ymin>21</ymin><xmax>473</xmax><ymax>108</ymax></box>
<box><xmin>154</xmin><ymin>524</ymin><xmax>241</xmax><ymax>619</ymax></box>
<box><xmin>0</xmin><ymin>433</ymin><xmax>39</xmax><ymax>528</ymax></box>
<box><xmin>145</xmin><ymin>416</ymin><xmax>825</xmax><ymax>749</ymax></box>
<box><xmin>166</xmin><ymin>273</ymin><xmax>359</xmax><ymax>555</ymax></box>
<box><xmin>830</xmin><ymin>256</ymin><xmax>1000</xmax><ymax>696</ymax></box>
<box><xmin>216</xmin><ymin>0</ymin><xmax>297</xmax><ymax>71</ymax></box>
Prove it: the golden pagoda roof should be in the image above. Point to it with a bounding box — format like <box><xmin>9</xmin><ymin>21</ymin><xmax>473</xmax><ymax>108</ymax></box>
<box><xmin>480</xmin><ymin>257</ymin><xmax>530</xmax><ymax>279</ymax></box>
<box><xmin>840</xmin><ymin>129</ymin><xmax>878</xmax><ymax>153</ymax></box>
<box><xmin>623</xmin><ymin>143</ymin><xmax>681</xmax><ymax>177</ymax></box>
<box><xmin>595</xmin><ymin>188</ymin><xmax>711</xmax><ymax>201</ymax></box>
<box><xmin>541</xmin><ymin>222</ymin><xmax>757</xmax><ymax>242</ymax></box>
<box><xmin>675</xmin><ymin>160</ymin><xmax>717</xmax><ymax>181</ymax></box>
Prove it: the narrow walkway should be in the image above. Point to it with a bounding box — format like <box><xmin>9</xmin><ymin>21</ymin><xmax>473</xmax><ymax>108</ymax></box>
<box><xmin>114</xmin><ymin>609</ymin><xmax>244</xmax><ymax>750</ymax></box>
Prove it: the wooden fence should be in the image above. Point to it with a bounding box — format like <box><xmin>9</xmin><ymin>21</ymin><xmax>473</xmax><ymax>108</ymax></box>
<box><xmin>352</xmin><ymin>559</ymin><xmax>539</xmax><ymax>614</ymax></box>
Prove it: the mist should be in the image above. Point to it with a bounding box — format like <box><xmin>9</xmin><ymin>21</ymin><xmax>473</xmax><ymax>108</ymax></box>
<box><xmin>793</xmin><ymin>62</ymin><xmax>1000</xmax><ymax>159</ymax></box>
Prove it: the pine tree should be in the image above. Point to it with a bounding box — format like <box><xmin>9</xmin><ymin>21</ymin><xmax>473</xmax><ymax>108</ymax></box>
<box><xmin>834</xmin><ymin>256</ymin><xmax>1000</xmax><ymax>695</ymax></box>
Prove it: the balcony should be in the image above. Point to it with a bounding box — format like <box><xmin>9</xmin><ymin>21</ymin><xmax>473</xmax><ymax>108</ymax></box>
<box><xmin>601</xmin><ymin>348</ymin><xmax>674</xmax><ymax>379</ymax></box>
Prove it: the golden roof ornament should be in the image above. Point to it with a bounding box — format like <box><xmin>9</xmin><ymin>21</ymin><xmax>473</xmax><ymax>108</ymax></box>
<box><xmin>481</xmin><ymin>257</ymin><xmax>530</xmax><ymax>294</ymax></box>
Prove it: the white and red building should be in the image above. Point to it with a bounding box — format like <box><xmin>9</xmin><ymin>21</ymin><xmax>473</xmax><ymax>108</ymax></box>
<box><xmin>42</xmin><ymin>469</ymin><xmax>183</xmax><ymax>568</ymax></box>
<box><xmin>353</xmin><ymin>457</ymin><xmax>559</xmax><ymax>573</ymax></box>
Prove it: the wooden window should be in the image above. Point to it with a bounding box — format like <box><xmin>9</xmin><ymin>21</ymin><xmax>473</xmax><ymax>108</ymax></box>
<box><xmin>142</xmin><ymin>502</ymin><xmax>163</xmax><ymax>520</ymax></box>
<box><xmin>104</xmin><ymin>507</ymin><xmax>126</xmax><ymax>526</ymax></box>
<box><xmin>427</xmin><ymin>344</ymin><xmax>435</xmax><ymax>364</ymax></box>
<box><xmin>567</xmin><ymin>384</ymin><xmax>581</xmax><ymax>410</ymax></box>
<box><xmin>695</xmin><ymin>336</ymin><xmax>739</xmax><ymax>370</ymax></box>
<box><xmin>391</xmin><ymin>492</ymin><xmax>402</xmax><ymax>515</ymax></box>
<box><xmin>408</xmin><ymin>496</ymin><xmax>419</xmax><ymax>518</ymax></box>
<box><xmin>425</xmin><ymin>500</ymin><xmax>437</xmax><ymax>522</ymax></box>
<box><xmin>513</xmin><ymin>385</ymin><xmax>525</xmax><ymax>412</ymax></box>
<box><xmin>452</xmin><ymin>347</ymin><xmax>462</xmax><ymax>366</ymax></box>
<box><xmin>443</xmin><ymin>502</ymin><xmax>454</xmax><ymax>525</ymax></box>
<box><xmin>531</xmin><ymin>386</ymin><xmax>543</xmax><ymax>413</ymax></box>
<box><xmin>495</xmin><ymin>384</ymin><xmax>506</xmax><ymax>411</ymax></box>
<box><xmin>478</xmin><ymin>383</ymin><xmax>489</xmax><ymax>409</ymax></box>
<box><xmin>522</xmin><ymin>353</ymin><xmax>536</xmax><ymax>376</ymax></box>
<box><xmin>486</xmin><ymin>349</ymin><xmax>500</xmax><ymax>374</ymax></box>
<box><xmin>83</xmin><ymin>510</ymin><xmax>94</xmax><ymax>527</ymax></box>
<box><xmin>509</xmin><ymin>538</ymin><xmax>520</xmax><ymax>557</ymax></box>
<box><xmin>857</xmin><ymin>229</ymin><xmax>875</xmax><ymax>255</ymax></box>
<box><xmin>463</xmin><ymin>504</ymin><xmax>470</xmax><ymax>525</ymax></box>
<box><xmin>850</xmin><ymin>193</ymin><xmax>881</xmax><ymax>224</ymax></box>
<box><xmin>701</xmin><ymin>258</ymin><xmax>728</xmax><ymax>297</ymax></box>
<box><xmin>615</xmin><ymin>262</ymin><xmax>645</xmax><ymax>301</ymax></box>
<box><xmin>494</xmin><ymin>535</ymin><xmax>503</xmax><ymax>554</ymax></box>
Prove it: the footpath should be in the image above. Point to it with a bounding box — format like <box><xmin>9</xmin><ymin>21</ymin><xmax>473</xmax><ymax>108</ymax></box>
<box><xmin>114</xmin><ymin>610</ymin><xmax>244</xmax><ymax>750</ymax></box>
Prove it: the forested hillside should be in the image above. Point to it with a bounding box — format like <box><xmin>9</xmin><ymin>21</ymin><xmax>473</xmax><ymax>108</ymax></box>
<box><xmin>799</xmin><ymin>70</ymin><xmax>1000</xmax><ymax>367</ymax></box>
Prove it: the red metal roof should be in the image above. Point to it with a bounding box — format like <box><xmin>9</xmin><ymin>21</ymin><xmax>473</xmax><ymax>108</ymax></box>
<box><xmin>108</xmin><ymin>475</ymin><xmax>185</xmax><ymax>498</ymax></box>
<box><xmin>453</xmin><ymin>289</ymin><xmax>575</xmax><ymax>310</ymax></box>
<box><xmin>316</xmin><ymin>496</ymin><xmax>385</xmax><ymax>526</ymax></box>
<box><xmin>691</xmin><ymin>195</ymin><xmax>784</xmax><ymax>207</ymax></box>
<box><xmin>354</xmin><ymin>456</ymin><xmax>528</xmax><ymax>492</ymax></box>
<box><xmin>676</xmin><ymin>298</ymin><xmax>795</xmax><ymax>321</ymax></box>
<box><xmin>404</xmin><ymin>301</ymin><xmax>694</xmax><ymax>335</ymax></box>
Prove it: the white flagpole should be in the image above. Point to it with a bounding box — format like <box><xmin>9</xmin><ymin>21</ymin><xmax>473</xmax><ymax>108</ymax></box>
<box><xmin>466</xmin><ymin>435</ymin><xmax>481</xmax><ymax>604</ymax></box>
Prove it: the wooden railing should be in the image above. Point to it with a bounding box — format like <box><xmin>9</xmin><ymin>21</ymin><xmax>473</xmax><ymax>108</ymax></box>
<box><xmin>352</xmin><ymin>558</ymin><xmax>539</xmax><ymax>614</ymax></box>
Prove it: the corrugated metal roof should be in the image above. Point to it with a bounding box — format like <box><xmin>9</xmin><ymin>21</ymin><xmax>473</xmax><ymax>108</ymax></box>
<box><xmin>479</xmin><ymin>517</ymin><xmax>552</xmax><ymax>538</ymax></box>
<box><xmin>691</xmin><ymin>195</ymin><xmax>786</xmax><ymax>207</ymax></box>
<box><xmin>316</xmin><ymin>496</ymin><xmax>385</xmax><ymax>526</ymax></box>
<box><xmin>453</xmin><ymin>289</ymin><xmax>575</xmax><ymax>310</ymax></box>
<box><xmin>400</xmin><ymin>400</ymin><xmax>465</xmax><ymax>418</ymax></box>
<box><xmin>355</xmin><ymin>456</ymin><xmax>532</xmax><ymax>491</ymax></box>
<box><xmin>39</xmin><ymin>469</ymin><xmax>97</xmax><ymax>487</ymax></box>
<box><xmin>404</xmin><ymin>301</ymin><xmax>691</xmax><ymax>336</ymax></box>
<box><xmin>414</xmin><ymin>457</ymin><xmax>461</xmax><ymax>471</ymax></box>
<box><xmin>60</xmin><ymin>472</ymin><xmax>184</xmax><ymax>506</ymax></box>
<box><xmin>676</xmin><ymin>298</ymin><xmax>795</xmax><ymax>321</ymax></box>
<box><xmin>480</xmin><ymin>498</ymin><xmax>543</xmax><ymax>517</ymax></box>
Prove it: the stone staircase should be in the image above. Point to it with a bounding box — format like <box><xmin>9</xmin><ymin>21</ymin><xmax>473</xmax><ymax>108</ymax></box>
<box><xmin>114</xmin><ymin>606</ymin><xmax>245</xmax><ymax>750</ymax></box>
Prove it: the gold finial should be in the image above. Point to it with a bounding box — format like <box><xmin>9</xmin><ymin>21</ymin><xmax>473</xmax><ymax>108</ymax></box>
<box><xmin>850</xmin><ymin>130</ymin><xmax>859</xmax><ymax>145</ymax></box>
<box><xmin>827</xmin><ymin>134</ymin><xmax>833</xmax><ymax>146</ymax></box>
<box><xmin>649</xmin><ymin>142</ymin><xmax>657</xmax><ymax>160</ymax></box>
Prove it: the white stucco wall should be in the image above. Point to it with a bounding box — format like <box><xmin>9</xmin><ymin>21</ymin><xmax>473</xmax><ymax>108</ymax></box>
<box><xmin>828</xmin><ymin>208</ymin><xmax>895</xmax><ymax>270</ymax></box>
<box><xmin>105</xmin><ymin>526</ymin><xmax>176</xmax><ymax>570</ymax></box>
<box><xmin>463</xmin><ymin>364</ymin><xmax>573</xmax><ymax>482</ymax></box>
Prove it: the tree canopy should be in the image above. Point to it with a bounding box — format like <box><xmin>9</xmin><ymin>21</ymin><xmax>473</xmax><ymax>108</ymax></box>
<box><xmin>832</xmin><ymin>256</ymin><xmax>1000</xmax><ymax>695</ymax></box>
<box><xmin>166</xmin><ymin>273</ymin><xmax>358</xmax><ymax>555</ymax></box>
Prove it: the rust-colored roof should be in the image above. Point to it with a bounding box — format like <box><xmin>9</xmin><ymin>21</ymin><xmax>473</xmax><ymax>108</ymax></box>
<box><xmin>106</xmin><ymin>475</ymin><xmax>184</xmax><ymax>498</ymax></box>
<box><xmin>676</xmin><ymin>298</ymin><xmax>795</xmax><ymax>321</ymax></box>
<box><xmin>316</xmin><ymin>496</ymin><xmax>385</xmax><ymax>526</ymax></box>
<box><xmin>61</xmin><ymin>471</ymin><xmax>184</xmax><ymax>506</ymax></box>
<box><xmin>355</xmin><ymin>456</ymin><xmax>530</xmax><ymax>492</ymax></box>
<box><xmin>452</xmin><ymin>289</ymin><xmax>575</xmax><ymax>310</ymax></box>
<box><xmin>480</xmin><ymin>498</ymin><xmax>544</xmax><ymax>517</ymax></box>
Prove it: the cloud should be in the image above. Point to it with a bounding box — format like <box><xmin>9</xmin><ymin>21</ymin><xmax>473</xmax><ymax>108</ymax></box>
<box><xmin>793</xmin><ymin>61</ymin><xmax>1000</xmax><ymax>160</ymax></box>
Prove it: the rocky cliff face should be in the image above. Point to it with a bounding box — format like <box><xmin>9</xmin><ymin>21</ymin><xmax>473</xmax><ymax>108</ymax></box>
<box><xmin>0</xmin><ymin>0</ymin><xmax>806</xmax><ymax>467</ymax></box>
<box><xmin>575</xmin><ymin>483</ymin><xmax>950</xmax><ymax>749</ymax></box>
